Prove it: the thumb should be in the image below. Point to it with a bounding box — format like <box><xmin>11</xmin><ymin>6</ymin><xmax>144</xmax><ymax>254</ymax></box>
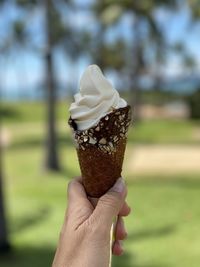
<box><xmin>92</xmin><ymin>178</ymin><xmax>127</xmax><ymax>228</ymax></box>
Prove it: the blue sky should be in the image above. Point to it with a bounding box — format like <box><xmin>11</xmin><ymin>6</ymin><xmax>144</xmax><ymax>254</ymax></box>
<box><xmin>0</xmin><ymin>0</ymin><xmax>200</xmax><ymax>99</ymax></box>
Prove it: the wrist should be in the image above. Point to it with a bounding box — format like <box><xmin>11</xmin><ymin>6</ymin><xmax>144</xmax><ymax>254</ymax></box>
<box><xmin>52</xmin><ymin>229</ymin><xmax>111</xmax><ymax>267</ymax></box>
<box><xmin>72</xmin><ymin>229</ymin><xmax>112</xmax><ymax>267</ymax></box>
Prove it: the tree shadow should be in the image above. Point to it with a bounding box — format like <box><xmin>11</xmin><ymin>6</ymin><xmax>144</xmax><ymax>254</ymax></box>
<box><xmin>0</xmin><ymin>246</ymin><xmax>55</xmax><ymax>267</ymax></box>
<box><xmin>112</xmin><ymin>225</ymin><xmax>175</xmax><ymax>266</ymax></box>
<box><xmin>0</xmin><ymin>106</ymin><xmax>21</xmax><ymax>120</ymax></box>
<box><xmin>112</xmin><ymin>252</ymin><xmax>134</xmax><ymax>267</ymax></box>
<box><xmin>128</xmin><ymin>225</ymin><xmax>176</xmax><ymax>241</ymax></box>
<box><xmin>112</xmin><ymin>252</ymin><xmax>167</xmax><ymax>267</ymax></box>
<box><xmin>0</xmin><ymin>247</ymin><xmax>167</xmax><ymax>267</ymax></box>
<box><xmin>9</xmin><ymin>135</ymin><xmax>74</xmax><ymax>150</ymax></box>
<box><xmin>10</xmin><ymin>207</ymin><xmax>51</xmax><ymax>234</ymax></box>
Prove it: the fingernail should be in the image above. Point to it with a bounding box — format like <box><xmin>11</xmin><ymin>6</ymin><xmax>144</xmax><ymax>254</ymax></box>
<box><xmin>120</xmin><ymin>218</ymin><xmax>128</xmax><ymax>238</ymax></box>
<box><xmin>124</xmin><ymin>231</ymin><xmax>128</xmax><ymax>239</ymax></box>
<box><xmin>119</xmin><ymin>240</ymin><xmax>124</xmax><ymax>253</ymax></box>
<box><xmin>111</xmin><ymin>178</ymin><xmax>125</xmax><ymax>193</ymax></box>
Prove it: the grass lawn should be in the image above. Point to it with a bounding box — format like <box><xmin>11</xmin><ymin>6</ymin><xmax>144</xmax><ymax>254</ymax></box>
<box><xmin>2</xmin><ymin>146</ymin><xmax>200</xmax><ymax>267</ymax></box>
<box><xmin>2</xmin><ymin>101</ymin><xmax>200</xmax><ymax>145</ymax></box>
<box><xmin>1</xmin><ymin>101</ymin><xmax>200</xmax><ymax>267</ymax></box>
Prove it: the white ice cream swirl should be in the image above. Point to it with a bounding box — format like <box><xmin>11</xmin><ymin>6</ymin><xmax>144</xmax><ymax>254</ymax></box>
<box><xmin>69</xmin><ymin>65</ymin><xmax>127</xmax><ymax>130</ymax></box>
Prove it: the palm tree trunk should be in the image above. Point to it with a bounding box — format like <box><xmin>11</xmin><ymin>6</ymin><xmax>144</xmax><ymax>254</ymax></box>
<box><xmin>44</xmin><ymin>0</ymin><xmax>60</xmax><ymax>170</ymax></box>
<box><xmin>130</xmin><ymin>17</ymin><xmax>141</xmax><ymax>122</ymax></box>
<box><xmin>0</xmin><ymin>125</ymin><xmax>10</xmax><ymax>252</ymax></box>
<box><xmin>94</xmin><ymin>24</ymin><xmax>105</xmax><ymax>69</ymax></box>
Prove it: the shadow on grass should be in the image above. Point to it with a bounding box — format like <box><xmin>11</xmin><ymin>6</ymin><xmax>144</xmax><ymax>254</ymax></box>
<box><xmin>0</xmin><ymin>106</ymin><xmax>21</xmax><ymax>120</ymax></box>
<box><xmin>128</xmin><ymin>225</ymin><xmax>176</xmax><ymax>241</ymax></box>
<box><xmin>10</xmin><ymin>207</ymin><xmax>51</xmax><ymax>234</ymax></box>
<box><xmin>8</xmin><ymin>135</ymin><xmax>74</xmax><ymax>150</ymax></box>
<box><xmin>112</xmin><ymin>226</ymin><xmax>174</xmax><ymax>266</ymax></box>
<box><xmin>0</xmin><ymin>248</ymin><xmax>166</xmax><ymax>267</ymax></box>
<box><xmin>112</xmin><ymin>252</ymin><xmax>133</xmax><ymax>267</ymax></box>
<box><xmin>0</xmin><ymin>246</ymin><xmax>55</xmax><ymax>267</ymax></box>
<box><xmin>112</xmin><ymin>252</ymin><xmax>166</xmax><ymax>267</ymax></box>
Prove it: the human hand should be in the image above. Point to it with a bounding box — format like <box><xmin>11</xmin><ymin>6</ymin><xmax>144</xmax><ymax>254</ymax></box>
<box><xmin>52</xmin><ymin>177</ymin><xmax>131</xmax><ymax>267</ymax></box>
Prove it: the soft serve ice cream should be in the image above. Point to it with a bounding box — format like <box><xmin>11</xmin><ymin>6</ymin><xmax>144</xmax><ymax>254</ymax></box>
<box><xmin>69</xmin><ymin>64</ymin><xmax>127</xmax><ymax>130</ymax></box>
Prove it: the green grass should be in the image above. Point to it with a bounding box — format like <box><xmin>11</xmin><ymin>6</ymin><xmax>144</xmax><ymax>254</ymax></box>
<box><xmin>1</xmin><ymin>101</ymin><xmax>200</xmax><ymax>266</ymax></box>
<box><xmin>1</xmin><ymin>145</ymin><xmax>200</xmax><ymax>267</ymax></box>
<box><xmin>1</xmin><ymin>101</ymin><xmax>70</xmax><ymax>123</ymax></box>
<box><xmin>129</xmin><ymin>119</ymin><xmax>200</xmax><ymax>144</ymax></box>
<box><xmin>2</xmin><ymin>101</ymin><xmax>200</xmax><ymax>145</ymax></box>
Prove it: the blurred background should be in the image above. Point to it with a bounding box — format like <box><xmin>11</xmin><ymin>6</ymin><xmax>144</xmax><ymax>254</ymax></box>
<box><xmin>0</xmin><ymin>0</ymin><xmax>200</xmax><ymax>266</ymax></box>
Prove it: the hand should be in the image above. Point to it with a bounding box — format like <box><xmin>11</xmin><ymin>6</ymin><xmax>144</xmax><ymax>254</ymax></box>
<box><xmin>52</xmin><ymin>177</ymin><xmax>131</xmax><ymax>267</ymax></box>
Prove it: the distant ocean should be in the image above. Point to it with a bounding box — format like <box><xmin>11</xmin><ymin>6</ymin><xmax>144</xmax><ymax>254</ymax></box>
<box><xmin>1</xmin><ymin>86</ymin><xmax>74</xmax><ymax>101</ymax></box>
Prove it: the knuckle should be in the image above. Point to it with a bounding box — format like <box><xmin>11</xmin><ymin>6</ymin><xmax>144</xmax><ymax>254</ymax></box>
<box><xmin>67</xmin><ymin>180</ymin><xmax>73</xmax><ymax>192</ymax></box>
<box><xmin>67</xmin><ymin>179</ymin><xmax>77</xmax><ymax>195</ymax></box>
<box><xmin>67</xmin><ymin>177</ymin><xmax>83</xmax><ymax>196</ymax></box>
<box><xmin>99</xmin><ymin>193</ymin><xmax>119</xmax><ymax>210</ymax></box>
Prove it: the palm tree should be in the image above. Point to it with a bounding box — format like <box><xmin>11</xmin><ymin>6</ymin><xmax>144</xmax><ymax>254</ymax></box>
<box><xmin>92</xmin><ymin>0</ymin><xmax>177</xmax><ymax>121</ymax></box>
<box><xmin>0</xmin><ymin>116</ymin><xmax>10</xmax><ymax>252</ymax></box>
<box><xmin>44</xmin><ymin>0</ymin><xmax>60</xmax><ymax>170</ymax></box>
<box><xmin>13</xmin><ymin>0</ymin><xmax>87</xmax><ymax>170</ymax></box>
<box><xmin>0</xmin><ymin>23</ymin><xmax>10</xmax><ymax>251</ymax></box>
<box><xmin>12</xmin><ymin>0</ymin><xmax>77</xmax><ymax>171</ymax></box>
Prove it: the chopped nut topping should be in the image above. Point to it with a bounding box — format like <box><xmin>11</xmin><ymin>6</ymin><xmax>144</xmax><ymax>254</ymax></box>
<box><xmin>83</xmin><ymin>136</ymin><xmax>88</xmax><ymax>142</ymax></box>
<box><xmin>113</xmin><ymin>136</ymin><xmax>118</xmax><ymax>142</ymax></box>
<box><xmin>68</xmin><ymin>105</ymin><xmax>132</xmax><ymax>154</ymax></box>
<box><xmin>89</xmin><ymin>137</ymin><xmax>97</xmax><ymax>144</ymax></box>
<box><xmin>109</xmin><ymin>142</ymin><xmax>114</xmax><ymax>148</ymax></box>
<box><xmin>99</xmin><ymin>138</ymin><xmax>107</xmax><ymax>144</ymax></box>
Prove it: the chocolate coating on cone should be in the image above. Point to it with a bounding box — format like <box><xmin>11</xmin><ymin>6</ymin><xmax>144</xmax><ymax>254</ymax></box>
<box><xmin>68</xmin><ymin>106</ymin><xmax>132</xmax><ymax>197</ymax></box>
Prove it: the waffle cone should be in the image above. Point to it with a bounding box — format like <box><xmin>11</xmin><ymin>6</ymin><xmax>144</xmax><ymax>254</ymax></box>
<box><xmin>69</xmin><ymin>106</ymin><xmax>132</xmax><ymax>198</ymax></box>
<box><xmin>77</xmin><ymin>138</ymin><xmax>126</xmax><ymax>197</ymax></box>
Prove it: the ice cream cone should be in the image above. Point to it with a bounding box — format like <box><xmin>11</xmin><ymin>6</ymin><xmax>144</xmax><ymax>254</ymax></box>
<box><xmin>69</xmin><ymin>105</ymin><xmax>132</xmax><ymax>197</ymax></box>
